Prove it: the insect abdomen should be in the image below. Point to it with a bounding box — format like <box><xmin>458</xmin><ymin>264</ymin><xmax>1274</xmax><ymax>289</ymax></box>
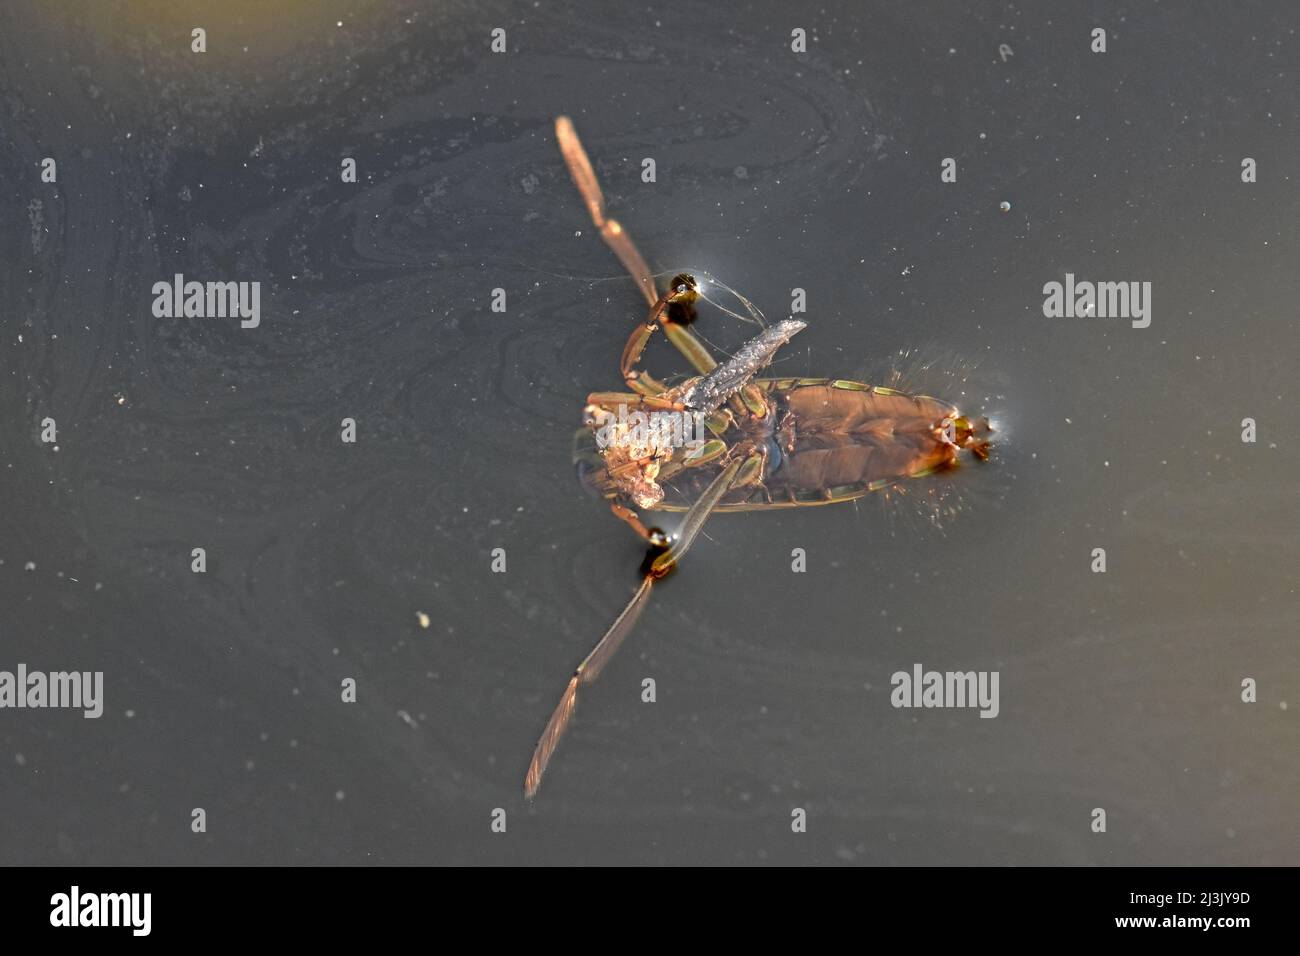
<box><xmin>767</xmin><ymin>382</ymin><xmax>958</xmax><ymax>493</ymax></box>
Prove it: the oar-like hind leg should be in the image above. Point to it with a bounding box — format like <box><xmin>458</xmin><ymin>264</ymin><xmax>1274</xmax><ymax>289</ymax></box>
<box><xmin>524</xmin><ymin>456</ymin><xmax>745</xmax><ymax>799</ymax></box>
<box><xmin>555</xmin><ymin>115</ymin><xmax>657</xmax><ymax>308</ymax></box>
<box><xmin>555</xmin><ymin>116</ymin><xmax>735</xmax><ymax>392</ymax></box>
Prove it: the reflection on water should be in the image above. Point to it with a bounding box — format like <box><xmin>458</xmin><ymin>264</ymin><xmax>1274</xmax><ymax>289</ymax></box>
<box><xmin>1</xmin><ymin>0</ymin><xmax>1297</xmax><ymax>864</ymax></box>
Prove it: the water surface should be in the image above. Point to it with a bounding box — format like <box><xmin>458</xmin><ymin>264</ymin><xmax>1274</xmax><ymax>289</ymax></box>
<box><xmin>1</xmin><ymin>0</ymin><xmax>1297</xmax><ymax>864</ymax></box>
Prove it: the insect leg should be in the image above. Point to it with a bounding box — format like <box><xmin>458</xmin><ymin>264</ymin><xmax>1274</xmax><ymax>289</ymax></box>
<box><xmin>555</xmin><ymin>119</ymin><xmax>771</xmax><ymax>419</ymax></box>
<box><xmin>728</xmin><ymin>445</ymin><xmax>769</xmax><ymax>493</ymax></box>
<box><xmin>524</xmin><ymin>456</ymin><xmax>743</xmax><ymax>798</ymax></box>
<box><xmin>555</xmin><ymin>117</ymin><xmax>701</xmax><ymax>394</ymax></box>
<box><xmin>555</xmin><ymin>116</ymin><xmax>658</xmax><ymax>307</ymax></box>
<box><xmin>619</xmin><ymin>304</ymin><xmax>672</xmax><ymax>395</ymax></box>
<box><xmin>608</xmin><ymin>501</ymin><xmax>669</xmax><ymax>547</ymax></box>
<box><xmin>556</xmin><ymin>117</ymin><xmax>769</xmax><ymax>417</ymax></box>
<box><xmin>618</xmin><ymin>282</ymin><xmax>703</xmax><ymax>394</ymax></box>
<box><xmin>585</xmin><ymin>391</ymin><xmax>687</xmax><ymax>413</ymax></box>
<box><xmin>646</xmin><ymin>454</ymin><xmax>745</xmax><ymax>576</ymax></box>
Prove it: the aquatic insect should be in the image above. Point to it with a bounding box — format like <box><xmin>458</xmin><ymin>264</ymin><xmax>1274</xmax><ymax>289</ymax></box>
<box><xmin>525</xmin><ymin>117</ymin><xmax>993</xmax><ymax>798</ymax></box>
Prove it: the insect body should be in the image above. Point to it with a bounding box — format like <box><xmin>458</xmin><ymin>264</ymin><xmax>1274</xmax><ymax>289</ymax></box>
<box><xmin>525</xmin><ymin>117</ymin><xmax>992</xmax><ymax>798</ymax></box>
